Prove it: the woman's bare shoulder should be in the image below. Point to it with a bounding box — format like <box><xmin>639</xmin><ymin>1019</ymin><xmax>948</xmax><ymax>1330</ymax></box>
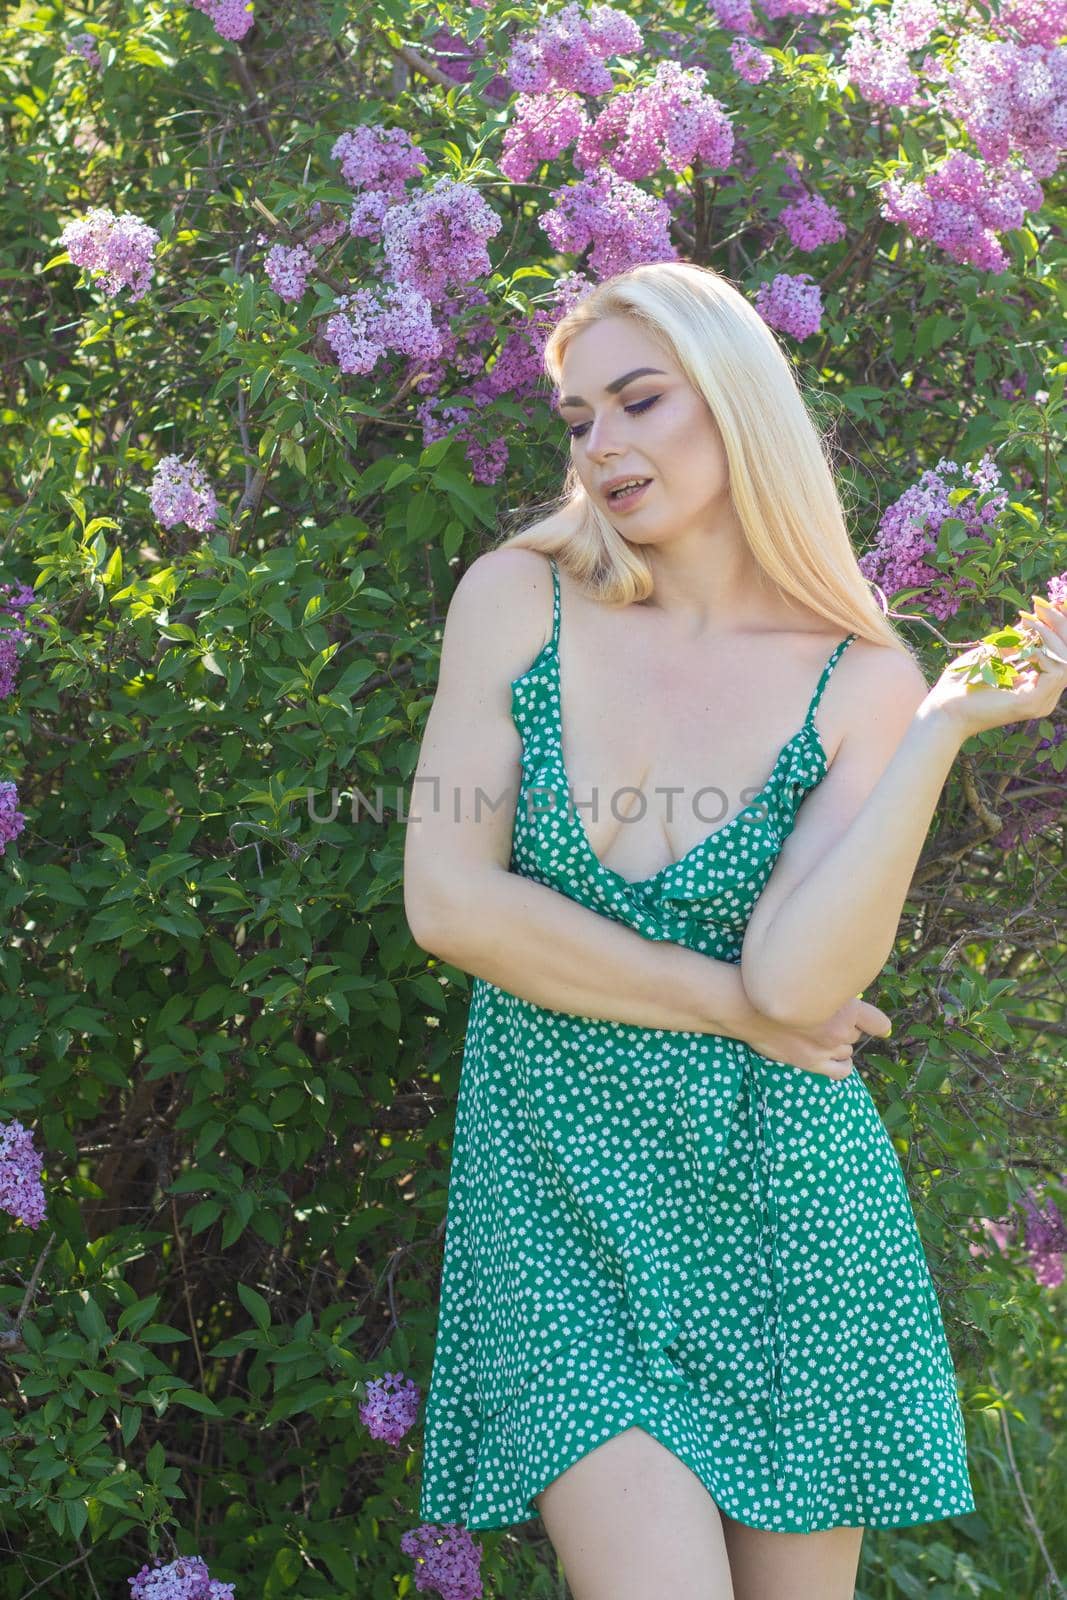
<box><xmin>443</xmin><ymin>546</ymin><xmax>558</xmax><ymax>684</ymax></box>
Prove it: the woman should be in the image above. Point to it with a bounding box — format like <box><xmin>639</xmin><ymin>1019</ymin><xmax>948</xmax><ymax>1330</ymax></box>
<box><xmin>403</xmin><ymin>260</ymin><xmax>1067</xmax><ymax>1600</ymax></box>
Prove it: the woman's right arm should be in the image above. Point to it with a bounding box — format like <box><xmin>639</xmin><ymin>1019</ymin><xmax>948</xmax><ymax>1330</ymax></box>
<box><xmin>403</xmin><ymin>547</ymin><xmax>768</xmax><ymax>1038</ymax></box>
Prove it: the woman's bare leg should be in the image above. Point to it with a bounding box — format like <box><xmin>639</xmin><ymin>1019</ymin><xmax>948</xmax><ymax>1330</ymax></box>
<box><xmin>720</xmin><ymin>1508</ymin><xmax>865</xmax><ymax>1600</ymax></box>
<box><xmin>534</xmin><ymin>1424</ymin><xmax>735</xmax><ymax>1600</ymax></box>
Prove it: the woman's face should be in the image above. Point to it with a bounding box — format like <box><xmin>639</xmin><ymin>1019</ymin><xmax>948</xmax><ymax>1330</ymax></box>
<box><xmin>555</xmin><ymin>315</ymin><xmax>732</xmax><ymax>547</ymax></box>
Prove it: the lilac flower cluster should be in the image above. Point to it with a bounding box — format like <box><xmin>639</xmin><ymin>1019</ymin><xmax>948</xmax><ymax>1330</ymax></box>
<box><xmin>972</xmin><ymin>1181</ymin><xmax>1067</xmax><ymax>1289</ymax></box>
<box><xmin>187</xmin><ymin>0</ymin><xmax>254</xmax><ymax>43</ymax></box>
<box><xmin>0</xmin><ymin>781</ymin><xmax>27</xmax><ymax>859</ymax></box>
<box><xmin>880</xmin><ymin>150</ymin><xmax>1044</xmax><ymax>274</ymax></box>
<box><xmin>149</xmin><ymin>456</ymin><xmax>219</xmax><ymax>533</ymax></box>
<box><xmin>731</xmin><ymin>38</ymin><xmax>774</xmax><ymax>84</ymax></box>
<box><xmin>858</xmin><ymin>452</ymin><xmax>1008</xmax><ymax>621</ymax></box>
<box><xmin>264</xmin><ymin>243</ymin><xmax>314</xmax><ymax>303</ymax></box>
<box><xmin>399</xmin><ymin>1523</ymin><xmax>483</xmax><ymax>1600</ymax></box>
<box><xmin>754</xmin><ymin>271</ymin><xmax>824</xmax><ymax>338</ymax></box>
<box><xmin>423</xmin><ymin>25</ymin><xmax>510</xmax><ymax>101</ymax></box>
<box><xmin>0</xmin><ymin>1119</ymin><xmax>46</xmax><ymax>1228</ymax></box>
<box><xmin>572</xmin><ymin>61</ymin><xmax>735</xmax><ymax>180</ymax></box>
<box><xmin>995</xmin><ymin>722</ymin><xmax>1067</xmax><ymax>847</ymax></box>
<box><xmin>0</xmin><ymin>579</ymin><xmax>42</xmax><ymax>701</ymax></box>
<box><xmin>709</xmin><ymin>0</ymin><xmax>759</xmax><ymax>33</ymax></box>
<box><xmin>359</xmin><ymin>1370</ymin><xmax>421</xmax><ymax>1444</ymax></box>
<box><xmin>129</xmin><ymin>1554</ymin><xmax>235</xmax><ymax>1600</ymax></box>
<box><xmin>777</xmin><ymin>191</ymin><xmax>847</xmax><ymax>251</ymax></box>
<box><xmin>540</xmin><ymin>165</ymin><xmax>677</xmax><ymax>279</ymax></box>
<box><xmin>332</xmin><ymin>124</ymin><xmax>427</xmax><ymax>199</ymax></box>
<box><xmin>381</xmin><ymin>178</ymin><xmax>503</xmax><ymax>306</ymax></box>
<box><xmin>58</xmin><ymin>206</ymin><xmax>161</xmax><ymax>302</ymax></box>
<box><xmin>66</xmin><ymin>32</ymin><xmax>102</xmax><ymax>69</ymax></box>
<box><xmin>843</xmin><ymin>0</ymin><xmax>944</xmax><ymax>110</ymax></box>
<box><xmin>505</xmin><ymin>2</ymin><xmax>643</xmax><ymax>97</ymax></box>
<box><xmin>324</xmin><ymin>282</ymin><xmax>444</xmax><ymax>378</ymax></box>
<box><xmin>942</xmin><ymin>36</ymin><xmax>1067</xmax><ymax>183</ymax></box>
<box><xmin>996</xmin><ymin>0</ymin><xmax>1067</xmax><ymax>49</ymax></box>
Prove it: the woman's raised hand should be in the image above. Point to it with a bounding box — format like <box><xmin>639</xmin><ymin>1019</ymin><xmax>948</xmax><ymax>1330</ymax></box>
<box><xmin>927</xmin><ymin>594</ymin><xmax>1067</xmax><ymax>740</ymax></box>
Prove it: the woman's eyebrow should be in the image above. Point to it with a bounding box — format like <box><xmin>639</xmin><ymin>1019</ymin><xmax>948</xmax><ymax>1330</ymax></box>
<box><xmin>555</xmin><ymin>367</ymin><xmax>668</xmax><ymax>412</ymax></box>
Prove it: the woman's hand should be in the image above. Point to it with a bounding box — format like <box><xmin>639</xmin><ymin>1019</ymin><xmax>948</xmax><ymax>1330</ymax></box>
<box><xmin>740</xmin><ymin>995</ymin><xmax>892</xmax><ymax>1081</ymax></box>
<box><xmin>926</xmin><ymin>595</ymin><xmax>1067</xmax><ymax>741</ymax></box>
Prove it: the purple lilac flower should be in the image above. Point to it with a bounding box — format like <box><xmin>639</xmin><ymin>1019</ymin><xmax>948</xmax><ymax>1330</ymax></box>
<box><xmin>858</xmin><ymin>453</ymin><xmax>1008</xmax><ymax>621</ymax></box>
<box><xmin>0</xmin><ymin>580</ymin><xmax>41</xmax><ymax>701</ymax></box>
<box><xmin>187</xmin><ymin>0</ymin><xmax>254</xmax><ymax>42</ymax></box>
<box><xmin>505</xmin><ymin>3</ymin><xmax>644</xmax><ymax>97</ymax></box>
<box><xmin>264</xmin><ymin>242</ymin><xmax>314</xmax><ymax>303</ymax></box>
<box><xmin>994</xmin><ymin>0</ymin><xmax>1067</xmax><ymax>49</ymax></box>
<box><xmin>359</xmin><ymin>1370</ymin><xmax>421</xmax><ymax>1443</ymax></box>
<box><xmin>129</xmin><ymin>1554</ymin><xmax>236</xmax><ymax>1599</ymax></box>
<box><xmin>778</xmin><ymin>192</ymin><xmax>847</xmax><ymax>251</ymax></box>
<box><xmin>880</xmin><ymin>150</ymin><xmax>1044</xmax><ymax>274</ymax></box>
<box><xmin>731</xmin><ymin>38</ymin><xmax>775</xmax><ymax>82</ymax></box>
<box><xmin>540</xmin><ymin>166</ymin><xmax>678</xmax><ymax>279</ymax></box>
<box><xmin>0</xmin><ymin>1119</ymin><xmax>46</xmax><ymax>1228</ymax></box>
<box><xmin>323</xmin><ymin>281</ymin><xmax>444</xmax><ymax>377</ymax></box>
<box><xmin>66</xmin><ymin>33</ymin><xmax>103</xmax><ymax>69</ymax></box>
<box><xmin>58</xmin><ymin>207</ymin><xmax>161</xmax><ymax>302</ymax></box>
<box><xmin>572</xmin><ymin>61</ymin><xmax>735</xmax><ymax>181</ymax></box>
<box><xmin>400</xmin><ymin>1523</ymin><xmax>484</xmax><ymax>1600</ymax></box>
<box><xmin>843</xmin><ymin>0</ymin><xmax>944</xmax><ymax>109</ymax></box>
<box><xmin>0</xmin><ymin>781</ymin><xmax>27</xmax><ymax>859</ymax></box>
<box><xmin>331</xmin><ymin>124</ymin><xmax>427</xmax><ymax>198</ymax></box>
<box><xmin>941</xmin><ymin>37</ymin><xmax>1067</xmax><ymax>182</ymax></box>
<box><xmin>754</xmin><ymin>271</ymin><xmax>824</xmax><ymax>338</ymax></box>
<box><xmin>1021</xmin><ymin>1186</ymin><xmax>1067</xmax><ymax>1289</ymax></box>
<box><xmin>149</xmin><ymin>456</ymin><xmax>219</xmax><ymax>533</ymax></box>
<box><xmin>381</xmin><ymin>178</ymin><xmax>503</xmax><ymax>308</ymax></box>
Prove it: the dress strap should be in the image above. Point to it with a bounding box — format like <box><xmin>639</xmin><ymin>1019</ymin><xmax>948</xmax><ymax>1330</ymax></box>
<box><xmin>804</xmin><ymin>632</ymin><xmax>856</xmax><ymax>726</ymax></box>
<box><xmin>546</xmin><ymin>555</ymin><xmax>561</xmax><ymax>652</ymax></box>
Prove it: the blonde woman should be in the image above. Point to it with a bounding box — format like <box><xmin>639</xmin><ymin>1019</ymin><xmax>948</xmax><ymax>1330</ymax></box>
<box><xmin>404</xmin><ymin>260</ymin><xmax>1067</xmax><ymax>1600</ymax></box>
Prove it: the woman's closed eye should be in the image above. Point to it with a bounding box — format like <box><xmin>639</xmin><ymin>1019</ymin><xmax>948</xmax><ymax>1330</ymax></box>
<box><xmin>567</xmin><ymin>395</ymin><xmax>660</xmax><ymax>440</ymax></box>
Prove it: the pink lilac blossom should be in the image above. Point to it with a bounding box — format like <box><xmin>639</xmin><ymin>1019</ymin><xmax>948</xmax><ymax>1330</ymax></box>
<box><xmin>754</xmin><ymin>271</ymin><xmax>823</xmax><ymax>337</ymax></box>
<box><xmin>941</xmin><ymin>37</ymin><xmax>1067</xmax><ymax>182</ymax></box>
<box><xmin>187</xmin><ymin>0</ymin><xmax>254</xmax><ymax>42</ymax></box>
<box><xmin>424</xmin><ymin>25</ymin><xmax>510</xmax><ymax>100</ymax></box>
<box><xmin>994</xmin><ymin>0</ymin><xmax>1067</xmax><ymax>49</ymax></box>
<box><xmin>777</xmin><ymin>191</ymin><xmax>847</xmax><ymax>250</ymax></box>
<box><xmin>0</xmin><ymin>580</ymin><xmax>41</xmax><ymax>701</ymax></box>
<box><xmin>499</xmin><ymin>91</ymin><xmax>589</xmax><ymax>184</ymax></box>
<box><xmin>400</xmin><ymin>1523</ymin><xmax>484</xmax><ymax>1600</ymax></box>
<box><xmin>1021</xmin><ymin>1186</ymin><xmax>1067</xmax><ymax>1288</ymax></box>
<box><xmin>66</xmin><ymin>32</ymin><xmax>102</xmax><ymax>68</ymax></box>
<box><xmin>58</xmin><ymin>206</ymin><xmax>161</xmax><ymax>302</ymax></box>
<box><xmin>303</xmin><ymin>203</ymin><xmax>347</xmax><ymax>250</ymax></box>
<box><xmin>761</xmin><ymin>0</ymin><xmax>836</xmax><ymax>16</ymax></box>
<box><xmin>857</xmin><ymin>452</ymin><xmax>1008</xmax><ymax>621</ymax></box>
<box><xmin>324</xmin><ymin>282</ymin><xmax>444</xmax><ymax>377</ymax></box>
<box><xmin>994</xmin><ymin>722</ymin><xmax>1067</xmax><ymax>846</ymax></box>
<box><xmin>844</xmin><ymin>0</ymin><xmax>944</xmax><ymax>109</ymax></box>
<box><xmin>359</xmin><ymin>1370</ymin><xmax>421</xmax><ymax>1443</ymax></box>
<box><xmin>0</xmin><ymin>1118</ymin><xmax>45</xmax><ymax>1227</ymax></box>
<box><xmin>331</xmin><ymin>124</ymin><xmax>427</xmax><ymax>199</ymax></box>
<box><xmin>128</xmin><ymin>1555</ymin><xmax>236</xmax><ymax>1600</ymax></box>
<box><xmin>505</xmin><ymin>2</ymin><xmax>644</xmax><ymax>97</ymax></box>
<box><xmin>264</xmin><ymin>243</ymin><xmax>315</xmax><ymax>302</ymax></box>
<box><xmin>572</xmin><ymin>61</ymin><xmax>735</xmax><ymax>180</ymax></box>
<box><xmin>540</xmin><ymin>166</ymin><xmax>678</xmax><ymax>279</ymax></box>
<box><xmin>879</xmin><ymin>150</ymin><xmax>1044</xmax><ymax>273</ymax></box>
<box><xmin>381</xmin><ymin>178</ymin><xmax>503</xmax><ymax>306</ymax></box>
<box><xmin>0</xmin><ymin>781</ymin><xmax>27</xmax><ymax>858</ymax></box>
<box><xmin>731</xmin><ymin>38</ymin><xmax>775</xmax><ymax>83</ymax></box>
<box><xmin>150</xmin><ymin>456</ymin><xmax>219</xmax><ymax>533</ymax></box>
<box><xmin>709</xmin><ymin>0</ymin><xmax>758</xmax><ymax>32</ymax></box>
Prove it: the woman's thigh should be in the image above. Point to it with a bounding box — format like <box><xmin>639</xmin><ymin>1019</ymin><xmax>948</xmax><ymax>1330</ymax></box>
<box><xmin>719</xmin><ymin>1508</ymin><xmax>865</xmax><ymax>1600</ymax></box>
<box><xmin>534</xmin><ymin>1424</ymin><xmax>735</xmax><ymax>1600</ymax></box>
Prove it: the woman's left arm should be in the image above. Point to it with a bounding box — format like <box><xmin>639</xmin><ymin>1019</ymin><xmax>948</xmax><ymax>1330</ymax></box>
<box><xmin>741</xmin><ymin>592</ymin><xmax>1067</xmax><ymax>1025</ymax></box>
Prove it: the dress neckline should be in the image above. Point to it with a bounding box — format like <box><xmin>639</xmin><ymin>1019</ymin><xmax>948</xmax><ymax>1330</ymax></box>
<box><xmin>509</xmin><ymin>555</ymin><xmax>856</xmax><ymax>891</ymax></box>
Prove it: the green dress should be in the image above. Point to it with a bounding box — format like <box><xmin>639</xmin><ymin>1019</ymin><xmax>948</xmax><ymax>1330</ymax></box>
<box><xmin>418</xmin><ymin>554</ymin><xmax>976</xmax><ymax>1534</ymax></box>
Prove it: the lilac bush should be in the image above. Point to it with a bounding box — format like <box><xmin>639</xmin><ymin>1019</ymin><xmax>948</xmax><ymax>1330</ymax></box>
<box><xmin>1</xmin><ymin>0</ymin><xmax>1065</xmax><ymax>1592</ymax></box>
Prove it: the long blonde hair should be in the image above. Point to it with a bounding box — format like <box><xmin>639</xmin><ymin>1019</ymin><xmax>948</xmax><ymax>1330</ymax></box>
<box><xmin>495</xmin><ymin>259</ymin><xmax>912</xmax><ymax>656</ymax></box>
